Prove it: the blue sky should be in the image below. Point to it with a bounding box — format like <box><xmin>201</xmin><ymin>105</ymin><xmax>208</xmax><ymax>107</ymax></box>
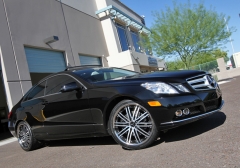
<box><xmin>121</xmin><ymin>0</ymin><xmax>240</xmax><ymax>58</ymax></box>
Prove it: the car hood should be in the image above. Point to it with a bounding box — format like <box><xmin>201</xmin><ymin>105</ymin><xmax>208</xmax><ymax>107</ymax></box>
<box><xmin>92</xmin><ymin>70</ymin><xmax>207</xmax><ymax>88</ymax></box>
<box><xmin>136</xmin><ymin>70</ymin><xmax>206</xmax><ymax>79</ymax></box>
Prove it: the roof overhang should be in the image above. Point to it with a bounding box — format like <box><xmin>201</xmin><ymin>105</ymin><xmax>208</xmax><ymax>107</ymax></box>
<box><xmin>96</xmin><ymin>5</ymin><xmax>151</xmax><ymax>35</ymax></box>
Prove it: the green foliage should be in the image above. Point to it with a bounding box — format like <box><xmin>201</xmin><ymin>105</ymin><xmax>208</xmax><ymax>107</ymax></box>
<box><xmin>166</xmin><ymin>49</ymin><xmax>228</xmax><ymax>71</ymax></box>
<box><xmin>212</xmin><ymin>49</ymin><xmax>228</xmax><ymax>59</ymax></box>
<box><xmin>166</xmin><ymin>59</ymin><xmax>185</xmax><ymax>70</ymax></box>
<box><xmin>212</xmin><ymin>75</ymin><xmax>218</xmax><ymax>82</ymax></box>
<box><xmin>192</xmin><ymin>49</ymin><xmax>228</xmax><ymax>65</ymax></box>
<box><xmin>211</xmin><ymin>49</ymin><xmax>229</xmax><ymax>62</ymax></box>
<box><xmin>145</xmin><ymin>1</ymin><xmax>234</xmax><ymax>69</ymax></box>
<box><xmin>189</xmin><ymin>60</ymin><xmax>218</xmax><ymax>73</ymax></box>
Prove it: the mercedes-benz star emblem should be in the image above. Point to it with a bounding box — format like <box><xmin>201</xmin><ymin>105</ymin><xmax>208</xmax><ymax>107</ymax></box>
<box><xmin>207</xmin><ymin>75</ymin><xmax>216</xmax><ymax>88</ymax></box>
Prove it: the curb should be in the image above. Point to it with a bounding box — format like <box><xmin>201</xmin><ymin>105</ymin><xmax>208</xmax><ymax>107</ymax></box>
<box><xmin>0</xmin><ymin>137</ymin><xmax>17</xmax><ymax>147</ymax></box>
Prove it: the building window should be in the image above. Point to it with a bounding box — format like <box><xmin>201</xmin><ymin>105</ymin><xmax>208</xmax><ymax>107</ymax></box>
<box><xmin>130</xmin><ymin>31</ymin><xmax>141</xmax><ymax>53</ymax></box>
<box><xmin>116</xmin><ymin>24</ymin><xmax>129</xmax><ymax>52</ymax></box>
<box><xmin>145</xmin><ymin>47</ymin><xmax>152</xmax><ymax>55</ymax></box>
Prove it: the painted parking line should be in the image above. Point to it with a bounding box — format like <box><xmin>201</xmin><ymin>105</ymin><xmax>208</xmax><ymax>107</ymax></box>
<box><xmin>0</xmin><ymin>138</ymin><xmax>17</xmax><ymax>147</ymax></box>
<box><xmin>218</xmin><ymin>81</ymin><xmax>230</xmax><ymax>85</ymax></box>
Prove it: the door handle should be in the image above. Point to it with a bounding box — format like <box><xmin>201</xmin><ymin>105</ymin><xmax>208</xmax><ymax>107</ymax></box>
<box><xmin>42</xmin><ymin>101</ymin><xmax>49</xmax><ymax>105</ymax></box>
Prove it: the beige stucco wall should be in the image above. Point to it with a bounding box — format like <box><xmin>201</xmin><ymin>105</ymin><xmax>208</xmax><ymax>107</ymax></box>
<box><xmin>0</xmin><ymin>0</ymin><xmax>109</xmax><ymax>109</ymax></box>
<box><xmin>213</xmin><ymin>67</ymin><xmax>240</xmax><ymax>80</ymax></box>
<box><xmin>213</xmin><ymin>57</ymin><xmax>240</xmax><ymax>81</ymax></box>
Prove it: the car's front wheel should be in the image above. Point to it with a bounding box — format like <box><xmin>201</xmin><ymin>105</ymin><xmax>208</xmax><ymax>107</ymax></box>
<box><xmin>109</xmin><ymin>100</ymin><xmax>158</xmax><ymax>150</ymax></box>
<box><xmin>17</xmin><ymin>121</ymin><xmax>41</xmax><ymax>151</ymax></box>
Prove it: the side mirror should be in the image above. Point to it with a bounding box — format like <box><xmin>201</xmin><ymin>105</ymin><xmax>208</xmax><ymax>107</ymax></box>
<box><xmin>60</xmin><ymin>82</ymin><xmax>80</xmax><ymax>93</ymax></box>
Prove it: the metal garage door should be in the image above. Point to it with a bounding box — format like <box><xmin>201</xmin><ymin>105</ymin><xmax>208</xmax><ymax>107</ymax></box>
<box><xmin>24</xmin><ymin>47</ymin><xmax>66</xmax><ymax>73</ymax></box>
<box><xmin>79</xmin><ymin>55</ymin><xmax>102</xmax><ymax>66</ymax></box>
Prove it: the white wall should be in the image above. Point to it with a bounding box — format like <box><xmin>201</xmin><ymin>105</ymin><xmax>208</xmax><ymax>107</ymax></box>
<box><xmin>99</xmin><ymin>18</ymin><xmax>121</xmax><ymax>56</ymax></box>
<box><xmin>157</xmin><ymin>58</ymin><xmax>165</xmax><ymax>69</ymax></box>
<box><xmin>107</xmin><ymin>50</ymin><xmax>165</xmax><ymax>72</ymax></box>
<box><xmin>107</xmin><ymin>50</ymin><xmax>134</xmax><ymax>68</ymax></box>
<box><xmin>95</xmin><ymin>0</ymin><xmax>108</xmax><ymax>10</ymax></box>
<box><xmin>233</xmin><ymin>52</ymin><xmax>240</xmax><ymax>68</ymax></box>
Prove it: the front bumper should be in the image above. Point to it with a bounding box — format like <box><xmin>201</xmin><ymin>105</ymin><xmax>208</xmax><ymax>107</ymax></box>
<box><xmin>158</xmin><ymin>100</ymin><xmax>224</xmax><ymax>130</ymax></box>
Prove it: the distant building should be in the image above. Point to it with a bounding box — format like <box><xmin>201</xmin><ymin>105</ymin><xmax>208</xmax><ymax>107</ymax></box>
<box><xmin>230</xmin><ymin>52</ymin><xmax>240</xmax><ymax>68</ymax></box>
<box><xmin>0</xmin><ymin>0</ymin><xmax>165</xmax><ymax>134</ymax></box>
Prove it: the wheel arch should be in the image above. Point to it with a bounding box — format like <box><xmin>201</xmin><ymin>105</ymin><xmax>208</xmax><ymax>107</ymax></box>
<box><xmin>103</xmin><ymin>95</ymin><xmax>143</xmax><ymax>132</ymax></box>
<box><xmin>15</xmin><ymin>120</ymin><xmax>26</xmax><ymax>133</ymax></box>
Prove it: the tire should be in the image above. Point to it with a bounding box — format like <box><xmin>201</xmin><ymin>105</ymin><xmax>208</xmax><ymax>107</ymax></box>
<box><xmin>16</xmin><ymin>121</ymin><xmax>42</xmax><ymax>151</ymax></box>
<box><xmin>109</xmin><ymin>100</ymin><xmax>158</xmax><ymax>150</ymax></box>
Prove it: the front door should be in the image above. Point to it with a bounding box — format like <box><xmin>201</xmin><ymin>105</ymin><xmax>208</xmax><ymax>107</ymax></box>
<box><xmin>40</xmin><ymin>74</ymin><xmax>94</xmax><ymax>138</ymax></box>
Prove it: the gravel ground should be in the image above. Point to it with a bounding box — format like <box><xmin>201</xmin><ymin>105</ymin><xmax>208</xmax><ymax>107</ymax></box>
<box><xmin>0</xmin><ymin>76</ymin><xmax>239</xmax><ymax>168</ymax></box>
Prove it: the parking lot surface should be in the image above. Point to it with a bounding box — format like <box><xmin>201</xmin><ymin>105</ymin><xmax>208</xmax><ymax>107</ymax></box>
<box><xmin>0</xmin><ymin>77</ymin><xmax>240</xmax><ymax>168</ymax></box>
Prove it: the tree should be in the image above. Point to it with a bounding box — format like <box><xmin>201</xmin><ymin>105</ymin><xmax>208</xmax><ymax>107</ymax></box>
<box><xmin>166</xmin><ymin>59</ymin><xmax>185</xmax><ymax>70</ymax></box>
<box><xmin>211</xmin><ymin>49</ymin><xmax>229</xmax><ymax>62</ymax></box>
<box><xmin>145</xmin><ymin>1</ymin><xmax>234</xmax><ymax>69</ymax></box>
<box><xmin>192</xmin><ymin>49</ymin><xmax>228</xmax><ymax>65</ymax></box>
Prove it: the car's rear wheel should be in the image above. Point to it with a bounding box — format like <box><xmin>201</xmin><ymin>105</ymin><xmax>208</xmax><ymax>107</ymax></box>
<box><xmin>17</xmin><ymin>121</ymin><xmax>41</xmax><ymax>151</ymax></box>
<box><xmin>109</xmin><ymin>100</ymin><xmax>158</xmax><ymax>150</ymax></box>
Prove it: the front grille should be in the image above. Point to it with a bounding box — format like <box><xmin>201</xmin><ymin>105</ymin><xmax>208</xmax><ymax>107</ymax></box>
<box><xmin>187</xmin><ymin>75</ymin><xmax>216</xmax><ymax>90</ymax></box>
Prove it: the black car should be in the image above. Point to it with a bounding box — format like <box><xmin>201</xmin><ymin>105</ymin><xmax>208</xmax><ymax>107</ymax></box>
<box><xmin>8</xmin><ymin>66</ymin><xmax>224</xmax><ymax>151</ymax></box>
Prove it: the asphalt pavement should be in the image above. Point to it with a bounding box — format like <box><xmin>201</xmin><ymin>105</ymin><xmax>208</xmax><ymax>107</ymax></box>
<box><xmin>0</xmin><ymin>76</ymin><xmax>239</xmax><ymax>168</ymax></box>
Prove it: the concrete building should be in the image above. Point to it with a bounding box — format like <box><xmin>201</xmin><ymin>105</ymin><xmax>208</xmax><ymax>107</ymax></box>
<box><xmin>231</xmin><ymin>52</ymin><xmax>240</xmax><ymax>68</ymax></box>
<box><xmin>0</xmin><ymin>0</ymin><xmax>165</xmax><ymax>134</ymax></box>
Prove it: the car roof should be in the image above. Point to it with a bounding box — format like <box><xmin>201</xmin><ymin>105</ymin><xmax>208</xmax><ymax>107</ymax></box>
<box><xmin>37</xmin><ymin>66</ymin><xmax>99</xmax><ymax>82</ymax></box>
<box><xmin>65</xmin><ymin>65</ymin><xmax>102</xmax><ymax>71</ymax></box>
<box><xmin>35</xmin><ymin>66</ymin><xmax>102</xmax><ymax>87</ymax></box>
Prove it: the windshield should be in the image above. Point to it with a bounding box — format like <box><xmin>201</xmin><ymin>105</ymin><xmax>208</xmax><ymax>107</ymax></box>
<box><xmin>73</xmin><ymin>67</ymin><xmax>138</xmax><ymax>83</ymax></box>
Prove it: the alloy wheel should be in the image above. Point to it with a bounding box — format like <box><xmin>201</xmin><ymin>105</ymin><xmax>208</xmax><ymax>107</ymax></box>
<box><xmin>17</xmin><ymin>122</ymin><xmax>32</xmax><ymax>150</ymax></box>
<box><xmin>112</xmin><ymin>102</ymin><xmax>154</xmax><ymax>146</ymax></box>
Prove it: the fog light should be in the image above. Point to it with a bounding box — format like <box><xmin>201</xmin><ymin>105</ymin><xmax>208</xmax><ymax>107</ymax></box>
<box><xmin>175</xmin><ymin>110</ymin><xmax>182</xmax><ymax>117</ymax></box>
<box><xmin>183</xmin><ymin>108</ymin><xmax>190</xmax><ymax>115</ymax></box>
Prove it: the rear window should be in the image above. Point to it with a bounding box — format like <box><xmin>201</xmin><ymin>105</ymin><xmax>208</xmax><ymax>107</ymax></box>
<box><xmin>24</xmin><ymin>81</ymin><xmax>46</xmax><ymax>101</ymax></box>
<box><xmin>73</xmin><ymin>68</ymin><xmax>138</xmax><ymax>83</ymax></box>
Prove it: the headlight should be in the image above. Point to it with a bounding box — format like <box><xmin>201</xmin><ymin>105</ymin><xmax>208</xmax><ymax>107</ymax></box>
<box><xmin>173</xmin><ymin>84</ymin><xmax>190</xmax><ymax>93</ymax></box>
<box><xmin>141</xmin><ymin>82</ymin><xmax>179</xmax><ymax>94</ymax></box>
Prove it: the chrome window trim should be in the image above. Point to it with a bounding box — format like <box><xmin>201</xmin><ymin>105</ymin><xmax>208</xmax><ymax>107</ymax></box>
<box><xmin>22</xmin><ymin>80</ymin><xmax>47</xmax><ymax>102</ymax></box>
<box><xmin>22</xmin><ymin>73</ymin><xmax>87</xmax><ymax>103</ymax></box>
<box><xmin>42</xmin><ymin>73</ymin><xmax>87</xmax><ymax>90</ymax></box>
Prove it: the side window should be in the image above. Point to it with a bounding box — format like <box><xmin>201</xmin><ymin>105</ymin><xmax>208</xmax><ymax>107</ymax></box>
<box><xmin>25</xmin><ymin>81</ymin><xmax>46</xmax><ymax>101</ymax></box>
<box><xmin>45</xmin><ymin>75</ymin><xmax>76</xmax><ymax>95</ymax></box>
<box><xmin>109</xmin><ymin>72</ymin><xmax>125</xmax><ymax>79</ymax></box>
<box><xmin>109</xmin><ymin>68</ymin><xmax>132</xmax><ymax>79</ymax></box>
